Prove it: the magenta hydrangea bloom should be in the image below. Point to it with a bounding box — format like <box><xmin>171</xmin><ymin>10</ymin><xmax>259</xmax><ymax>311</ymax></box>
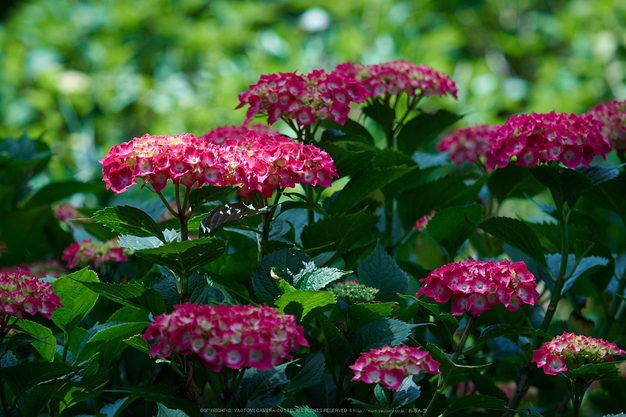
<box><xmin>587</xmin><ymin>99</ymin><xmax>626</xmax><ymax>152</ymax></box>
<box><xmin>336</xmin><ymin>60</ymin><xmax>457</xmax><ymax>100</ymax></box>
<box><xmin>142</xmin><ymin>303</ymin><xmax>308</xmax><ymax>372</ymax></box>
<box><xmin>0</xmin><ymin>271</ymin><xmax>62</xmax><ymax>324</ymax></box>
<box><xmin>485</xmin><ymin>112</ymin><xmax>610</xmax><ymax>171</ymax></box>
<box><xmin>349</xmin><ymin>344</ymin><xmax>440</xmax><ymax>390</ymax></box>
<box><xmin>100</xmin><ymin>132</ymin><xmax>338</xmax><ymax>199</ymax></box>
<box><xmin>0</xmin><ymin>260</ymin><xmax>67</xmax><ymax>279</ymax></box>
<box><xmin>413</xmin><ymin>210</ymin><xmax>436</xmax><ymax>231</ymax></box>
<box><xmin>417</xmin><ymin>259</ymin><xmax>539</xmax><ymax>316</ymax></box>
<box><xmin>199</xmin><ymin>124</ymin><xmax>281</xmax><ymax>145</ymax></box>
<box><xmin>62</xmin><ymin>238</ymin><xmax>128</xmax><ymax>269</ymax></box>
<box><xmin>533</xmin><ymin>332</ymin><xmax>625</xmax><ymax>376</ymax></box>
<box><xmin>236</xmin><ymin>69</ymin><xmax>369</xmax><ymax>126</ymax></box>
<box><xmin>437</xmin><ymin>125</ymin><xmax>496</xmax><ymax>165</ymax></box>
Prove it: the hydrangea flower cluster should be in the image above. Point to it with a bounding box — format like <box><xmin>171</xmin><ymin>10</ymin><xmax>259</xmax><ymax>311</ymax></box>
<box><xmin>199</xmin><ymin>124</ymin><xmax>280</xmax><ymax>145</ymax></box>
<box><xmin>349</xmin><ymin>344</ymin><xmax>440</xmax><ymax>390</ymax></box>
<box><xmin>485</xmin><ymin>112</ymin><xmax>610</xmax><ymax>171</ymax></box>
<box><xmin>100</xmin><ymin>132</ymin><xmax>337</xmax><ymax>198</ymax></box>
<box><xmin>216</xmin><ymin>132</ymin><xmax>338</xmax><ymax>198</ymax></box>
<box><xmin>142</xmin><ymin>303</ymin><xmax>308</xmax><ymax>372</ymax></box>
<box><xmin>329</xmin><ymin>280</ymin><xmax>379</xmax><ymax>304</ymax></box>
<box><xmin>532</xmin><ymin>332</ymin><xmax>625</xmax><ymax>376</ymax></box>
<box><xmin>437</xmin><ymin>125</ymin><xmax>496</xmax><ymax>165</ymax></box>
<box><xmin>413</xmin><ymin>210</ymin><xmax>436</xmax><ymax>231</ymax></box>
<box><xmin>336</xmin><ymin>60</ymin><xmax>458</xmax><ymax>100</ymax></box>
<box><xmin>0</xmin><ymin>271</ymin><xmax>62</xmax><ymax>324</ymax></box>
<box><xmin>53</xmin><ymin>202</ymin><xmax>84</xmax><ymax>223</ymax></box>
<box><xmin>0</xmin><ymin>260</ymin><xmax>67</xmax><ymax>278</ymax></box>
<box><xmin>236</xmin><ymin>69</ymin><xmax>369</xmax><ymax>126</ymax></box>
<box><xmin>62</xmin><ymin>238</ymin><xmax>128</xmax><ymax>269</ymax></box>
<box><xmin>587</xmin><ymin>99</ymin><xmax>626</xmax><ymax>152</ymax></box>
<box><xmin>417</xmin><ymin>259</ymin><xmax>539</xmax><ymax>315</ymax></box>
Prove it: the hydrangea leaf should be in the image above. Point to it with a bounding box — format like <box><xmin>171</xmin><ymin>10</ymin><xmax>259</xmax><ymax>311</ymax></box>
<box><xmin>274</xmin><ymin>290</ymin><xmax>336</xmax><ymax>322</ymax></box>
<box><xmin>357</xmin><ymin>240</ymin><xmax>408</xmax><ymax>302</ymax></box>
<box><xmin>231</xmin><ymin>365</ymin><xmax>288</xmax><ymax>413</ymax></box>
<box><xmin>134</xmin><ymin>236</ymin><xmax>226</xmax><ymax>278</ymax></box>
<box><xmin>14</xmin><ymin>319</ymin><xmax>57</xmax><ymax>362</ymax></box>
<box><xmin>75</xmin><ymin>322</ymin><xmax>148</xmax><ymax>369</ymax></box>
<box><xmin>479</xmin><ymin>217</ymin><xmax>547</xmax><ymax>267</ymax></box>
<box><xmin>0</xmin><ymin>362</ymin><xmax>82</xmax><ymax>401</ymax></box>
<box><xmin>52</xmin><ymin>268</ymin><xmax>99</xmax><ymax>336</ymax></box>
<box><xmin>199</xmin><ymin>202</ymin><xmax>269</xmax><ymax>236</ymax></box>
<box><xmin>530</xmin><ymin>165</ymin><xmax>594</xmax><ymax>208</ymax></box>
<box><xmin>443</xmin><ymin>394</ymin><xmax>510</xmax><ymax>415</ymax></box>
<box><xmin>156</xmin><ymin>404</ymin><xmax>190</xmax><ymax>417</ymax></box>
<box><xmin>316</xmin><ymin>141</ymin><xmax>374</xmax><ymax>178</ymax></box>
<box><xmin>74</xmin><ymin>281</ymin><xmax>166</xmax><ymax>315</ymax></box>
<box><xmin>425</xmin><ymin>203</ymin><xmax>483</xmax><ymax>260</ymax></box>
<box><xmin>347</xmin><ymin>319</ymin><xmax>416</xmax><ymax>360</ymax></box>
<box><xmin>397</xmin><ymin>109</ymin><xmax>462</xmax><ymax>156</ymax></box>
<box><xmin>463</xmin><ymin>324</ymin><xmax>550</xmax><ymax>356</ymax></box>
<box><xmin>284</xmin><ymin>352</ymin><xmax>326</xmax><ymax>393</ymax></box>
<box><xmin>317</xmin><ymin>313</ymin><xmax>352</xmax><ymax>366</ymax></box>
<box><xmin>293</xmin><ymin>267</ymin><xmax>351</xmax><ymax>291</ymax></box>
<box><xmin>347</xmin><ymin>302</ymin><xmax>396</xmax><ymax>329</ymax></box>
<box><xmin>391</xmin><ymin>377</ymin><xmax>421</xmax><ymax>408</ymax></box>
<box><xmin>188</xmin><ymin>185</ymin><xmax>236</xmax><ymax>210</ymax></box>
<box><xmin>320</xmin><ymin>118</ymin><xmax>375</xmax><ymax>145</ymax></box>
<box><xmin>123</xmin><ymin>334</ymin><xmax>150</xmax><ymax>355</ymax></box>
<box><xmin>252</xmin><ymin>248</ymin><xmax>312</xmax><ymax>304</ymax></box>
<box><xmin>92</xmin><ymin>205</ymin><xmax>165</xmax><ymax>242</ymax></box>
<box><xmin>362</xmin><ymin>100</ymin><xmax>396</xmax><ymax>131</ymax></box>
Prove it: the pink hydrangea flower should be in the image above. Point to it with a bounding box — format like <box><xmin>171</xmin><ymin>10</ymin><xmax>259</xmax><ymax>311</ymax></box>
<box><xmin>53</xmin><ymin>202</ymin><xmax>84</xmax><ymax>223</ymax></box>
<box><xmin>62</xmin><ymin>238</ymin><xmax>129</xmax><ymax>269</ymax></box>
<box><xmin>349</xmin><ymin>344</ymin><xmax>440</xmax><ymax>390</ymax></box>
<box><xmin>416</xmin><ymin>259</ymin><xmax>539</xmax><ymax>315</ymax></box>
<box><xmin>236</xmin><ymin>69</ymin><xmax>369</xmax><ymax>127</ymax></box>
<box><xmin>0</xmin><ymin>260</ymin><xmax>67</xmax><ymax>278</ymax></box>
<box><xmin>437</xmin><ymin>125</ymin><xmax>496</xmax><ymax>165</ymax></box>
<box><xmin>0</xmin><ymin>270</ymin><xmax>62</xmax><ymax>324</ymax></box>
<box><xmin>413</xmin><ymin>210</ymin><xmax>436</xmax><ymax>231</ymax></box>
<box><xmin>485</xmin><ymin>112</ymin><xmax>610</xmax><ymax>171</ymax></box>
<box><xmin>532</xmin><ymin>332</ymin><xmax>625</xmax><ymax>376</ymax></box>
<box><xmin>587</xmin><ymin>99</ymin><xmax>626</xmax><ymax>152</ymax></box>
<box><xmin>100</xmin><ymin>132</ymin><xmax>338</xmax><ymax>199</ymax></box>
<box><xmin>336</xmin><ymin>60</ymin><xmax>458</xmax><ymax>100</ymax></box>
<box><xmin>142</xmin><ymin>303</ymin><xmax>308</xmax><ymax>372</ymax></box>
<box><xmin>199</xmin><ymin>124</ymin><xmax>281</xmax><ymax>145</ymax></box>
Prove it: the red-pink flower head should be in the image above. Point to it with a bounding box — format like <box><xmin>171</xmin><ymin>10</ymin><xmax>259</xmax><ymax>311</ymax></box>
<box><xmin>100</xmin><ymin>133</ymin><xmax>230</xmax><ymax>194</ymax></box>
<box><xmin>337</xmin><ymin>60</ymin><xmax>458</xmax><ymax>100</ymax></box>
<box><xmin>142</xmin><ymin>303</ymin><xmax>308</xmax><ymax>372</ymax></box>
<box><xmin>236</xmin><ymin>69</ymin><xmax>369</xmax><ymax>127</ymax></box>
<box><xmin>485</xmin><ymin>112</ymin><xmax>610</xmax><ymax>171</ymax></box>
<box><xmin>413</xmin><ymin>210</ymin><xmax>436</xmax><ymax>231</ymax></box>
<box><xmin>62</xmin><ymin>238</ymin><xmax>129</xmax><ymax>269</ymax></box>
<box><xmin>0</xmin><ymin>260</ymin><xmax>67</xmax><ymax>279</ymax></box>
<box><xmin>533</xmin><ymin>332</ymin><xmax>625</xmax><ymax>376</ymax></box>
<box><xmin>416</xmin><ymin>259</ymin><xmax>539</xmax><ymax>316</ymax></box>
<box><xmin>587</xmin><ymin>100</ymin><xmax>626</xmax><ymax>152</ymax></box>
<box><xmin>437</xmin><ymin>125</ymin><xmax>496</xmax><ymax>165</ymax></box>
<box><xmin>216</xmin><ymin>132</ymin><xmax>338</xmax><ymax>198</ymax></box>
<box><xmin>0</xmin><ymin>271</ymin><xmax>62</xmax><ymax>323</ymax></box>
<box><xmin>199</xmin><ymin>124</ymin><xmax>281</xmax><ymax>145</ymax></box>
<box><xmin>349</xmin><ymin>344</ymin><xmax>440</xmax><ymax>390</ymax></box>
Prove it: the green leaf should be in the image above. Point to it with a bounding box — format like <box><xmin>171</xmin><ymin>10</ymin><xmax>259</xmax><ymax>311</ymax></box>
<box><xmin>392</xmin><ymin>377</ymin><xmax>421</xmax><ymax>408</ymax></box>
<box><xmin>189</xmin><ymin>185</ymin><xmax>235</xmax><ymax>210</ymax></box>
<box><xmin>14</xmin><ymin>320</ymin><xmax>56</xmax><ymax>361</ymax></box>
<box><xmin>199</xmin><ymin>202</ymin><xmax>269</xmax><ymax>236</ymax></box>
<box><xmin>112</xmin><ymin>385</ymin><xmax>202</xmax><ymax>417</ymax></box>
<box><xmin>320</xmin><ymin>118</ymin><xmax>375</xmax><ymax>144</ymax></box>
<box><xmin>479</xmin><ymin>217</ymin><xmax>547</xmax><ymax>267</ymax></box>
<box><xmin>558</xmin><ymin>255</ymin><xmax>610</xmax><ymax>295</ymax></box>
<box><xmin>135</xmin><ymin>236</ymin><xmax>226</xmax><ymax>278</ymax></box>
<box><xmin>284</xmin><ymin>352</ymin><xmax>326</xmax><ymax>393</ymax></box>
<box><xmin>107</xmin><ymin>305</ymin><xmax>150</xmax><ymax>323</ymax></box>
<box><xmin>24</xmin><ymin>380</ymin><xmax>68</xmax><ymax>417</ymax></box>
<box><xmin>443</xmin><ymin>394</ymin><xmax>509</xmax><ymax>415</ymax></box>
<box><xmin>328</xmin><ymin>165</ymin><xmax>417</xmax><ymax>215</ymax></box>
<box><xmin>301</xmin><ymin>209</ymin><xmax>378</xmax><ymax>257</ymax></box>
<box><xmin>75</xmin><ymin>281</ymin><xmax>166</xmax><ymax>315</ymax></box>
<box><xmin>282</xmin><ymin>406</ymin><xmax>322</xmax><ymax>417</ymax></box>
<box><xmin>357</xmin><ymin>240</ymin><xmax>409</xmax><ymax>302</ymax></box>
<box><xmin>567</xmin><ymin>361</ymin><xmax>620</xmax><ymax>381</ymax></box>
<box><xmin>362</xmin><ymin>100</ymin><xmax>396</xmax><ymax>130</ymax></box>
<box><xmin>252</xmin><ymin>248</ymin><xmax>312</xmax><ymax>304</ymax></box>
<box><xmin>0</xmin><ymin>362</ymin><xmax>81</xmax><ymax>400</ymax></box>
<box><xmin>423</xmin><ymin>343</ymin><xmax>490</xmax><ymax>383</ymax></box>
<box><xmin>317</xmin><ymin>313</ymin><xmax>352</xmax><ymax>366</ymax></box>
<box><xmin>123</xmin><ymin>334</ymin><xmax>150</xmax><ymax>355</ymax></box>
<box><xmin>397</xmin><ymin>110</ymin><xmax>462</xmax><ymax>155</ymax></box>
<box><xmin>231</xmin><ymin>366</ymin><xmax>288</xmax><ymax>412</ymax></box>
<box><xmin>157</xmin><ymin>403</ymin><xmax>190</xmax><ymax>417</ymax></box>
<box><xmin>92</xmin><ymin>205</ymin><xmax>165</xmax><ymax>242</ymax></box>
<box><xmin>463</xmin><ymin>324</ymin><xmax>549</xmax><ymax>356</ymax></box>
<box><xmin>374</xmin><ymin>384</ymin><xmax>390</xmax><ymax>408</ymax></box>
<box><xmin>206</xmin><ymin>271</ymin><xmax>254</xmax><ymax>304</ymax></box>
<box><xmin>347</xmin><ymin>302</ymin><xmax>396</xmax><ymax>329</ymax></box>
<box><xmin>487</xmin><ymin>162</ymin><xmax>544</xmax><ymax>202</ymax></box>
<box><xmin>316</xmin><ymin>141</ymin><xmax>374</xmax><ymax>178</ymax></box>
<box><xmin>274</xmin><ymin>290</ymin><xmax>336</xmax><ymax>321</ymax></box>
<box><xmin>588</xmin><ymin>171</ymin><xmax>626</xmax><ymax>225</ymax></box>
<box><xmin>52</xmin><ymin>268</ymin><xmax>99</xmax><ymax>336</ymax></box>
<box><xmin>530</xmin><ymin>165</ymin><xmax>594</xmax><ymax>208</ymax></box>
<box><xmin>425</xmin><ymin>204</ymin><xmax>482</xmax><ymax>259</ymax></box>
<box><xmin>75</xmin><ymin>322</ymin><xmax>148</xmax><ymax>368</ymax></box>
<box><xmin>294</xmin><ymin>267</ymin><xmax>351</xmax><ymax>290</ymax></box>
<box><xmin>118</xmin><ymin>229</ymin><xmax>179</xmax><ymax>250</ymax></box>
<box><xmin>347</xmin><ymin>319</ymin><xmax>416</xmax><ymax>359</ymax></box>
<box><xmin>412</xmin><ymin>299</ymin><xmax>460</xmax><ymax>335</ymax></box>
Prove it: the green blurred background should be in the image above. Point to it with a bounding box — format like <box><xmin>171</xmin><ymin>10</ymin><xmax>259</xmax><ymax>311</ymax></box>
<box><xmin>1</xmin><ymin>0</ymin><xmax>625</xmax><ymax>183</ymax></box>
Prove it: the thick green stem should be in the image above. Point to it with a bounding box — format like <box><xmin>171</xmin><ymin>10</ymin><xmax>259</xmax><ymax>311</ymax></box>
<box><xmin>305</xmin><ymin>184</ymin><xmax>316</xmax><ymax>225</ymax></box>
<box><xmin>423</xmin><ymin>315</ymin><xmax>477</xmax><ymax>417</ymax></box>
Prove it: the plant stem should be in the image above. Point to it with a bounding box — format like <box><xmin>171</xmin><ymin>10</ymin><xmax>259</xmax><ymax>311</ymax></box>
<box><xmin>305</xmin><ymin>184</ymin><xmax>316</xmax><ymax>225</ymax></box>
<box><xmin>423</xmin><ymin>315</ymin><xmax>477</xmax><ymax>417</ymax></box>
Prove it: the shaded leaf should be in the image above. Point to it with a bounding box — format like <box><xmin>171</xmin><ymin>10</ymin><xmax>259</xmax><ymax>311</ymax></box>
<box><xmin>284</xmin><ymin>352</ymin><xmax>326</xmax><ymax>393</ymax></box>
<box><xmin>316</xmin><ymin>141</ymin><xmax>374</xmax><ymax>178</ymax></box>
<box><xmin>357</xmin><ymin>240</ymin><xmax>409</xmax><ymax>302</ymax></box>
<box><xmin>51</xmin><ymin>268</ymin><xmax>99</xmax><ymax>336</ymax></box>
<box><xmin>92</xmin><ymin>205</ymin><xmax>165</xmax><ymax>242</ymax></box>
<box><xmin>347</xmin><ymin>302</ymin><xmax>396</xmax><ymax>329</ymax></box>
<box><xmin>425</xmin><ymin>204</ymin><xmax>482</xmax><ymax>260</ymax></box>
<box><xmin>530</xmin><ymin>165</ymin><xmax>594</xmax><ymax>207</ymax></box>
<box><xmin>75</xmin><ymin>281</ymin><xmax>166</xmax><ymax>315</ymax></box>
<box><xmin>189</xmin><ymin>185</ymin><xmax>235</xmax><ymax>209</ymax></box>
<box><xmin>347</xmin><ymin>319</ymin><xmax>416</xmax><ymax>359</ymax></box>
<box><xmin>14</xmin><ymin>320</ymin><xmax>56</xmax><ymax>362</ymax></box>
<box><xmin>317</xmin><ymin>313</ymin><xmax>352</xmax><ymax>366</ymax></box>
<box><xmin>444</xmin><ymin>394</ymin><xmax>509</xmax><ymax>415</ymax></box>
<box><xmin>479</xmin><ymin>217</ymin><xmax>547</xmax><ymax>267</ymax></box>
<box><xmin>199</xmin><ymin>202</ymin><xmax>269</xmax><ymax>236</ymax></box>
<box><xmin>397</xmin><ymin>110</ymin><xmax>462</xmax><ymax>155</ymax></box>
<box><xmin>252</xmin><ymin>249</ymin><xmax>312</xmax><ymax>304</ymax></box>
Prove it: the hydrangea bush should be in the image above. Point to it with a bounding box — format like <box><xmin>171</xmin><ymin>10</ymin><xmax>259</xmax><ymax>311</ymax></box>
<box><xmin>1</xmin><ymin>58</ymin><xmax>625</xmax><ymax>417</ymax></box>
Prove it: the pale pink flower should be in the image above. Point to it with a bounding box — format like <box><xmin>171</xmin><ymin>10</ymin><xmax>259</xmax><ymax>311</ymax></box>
<box><xmin>587</xmin><ymin>99</ymin><xmax>626</xmax><ymax>152</ymax></box>
<box><xmin>0</xmin><ymin>270</ymin><xmax>62</xmax><ymax>324</ymax></box>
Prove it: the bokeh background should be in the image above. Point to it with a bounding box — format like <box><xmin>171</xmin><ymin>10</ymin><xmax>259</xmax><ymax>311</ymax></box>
<box><xmin>1</xmin><ymin>0</ymin><xmax>625</xmax><ymax>183</ymax></box>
